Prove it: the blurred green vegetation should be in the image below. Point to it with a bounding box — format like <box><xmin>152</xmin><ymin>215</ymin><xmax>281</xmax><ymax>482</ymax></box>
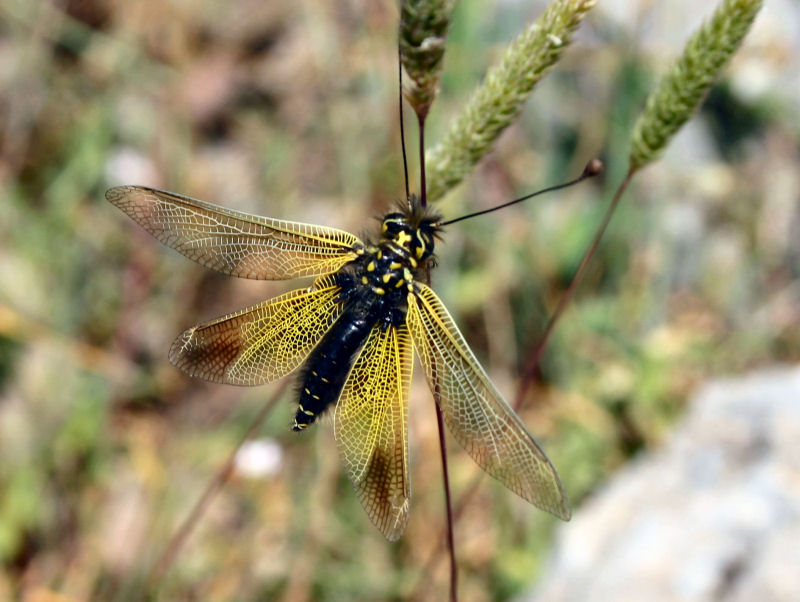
<box><xmin>0</xmin><ymin>0</ymin><xmax>797</xmax><ymax>601</ymax></box>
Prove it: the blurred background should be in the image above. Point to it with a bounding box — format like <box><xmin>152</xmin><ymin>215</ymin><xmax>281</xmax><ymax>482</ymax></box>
<box><xmin>0</xmin><ymin>0</ymin><xmax>798</xmax><ymax>600</ymax></box>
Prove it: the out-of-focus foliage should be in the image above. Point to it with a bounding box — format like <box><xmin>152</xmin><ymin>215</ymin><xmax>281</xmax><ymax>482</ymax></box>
<box><xmin>0</xmin><ymin>0</ymin><xmax>797</xmax><ymax>600</ymax></box>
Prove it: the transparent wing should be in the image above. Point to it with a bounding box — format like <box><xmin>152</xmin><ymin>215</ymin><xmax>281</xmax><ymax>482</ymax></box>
<box><xmin>407</xmin><ymin>284</ymin><xmax>570</xmax><ymax>520</ymax></box>
<box><xmin>334</xmin><ymin>324</ymin><xmax>413</xmax><ymax>541</ymax></box>
<box><xmin>170</xmin><ymin>275</ymin><xmax>343</xmax><ymax>385</ymax></box>
<box><xmin>106</xmin><ymin>185</ymin><xmax>361</xmax><ymax>280</ymax></box>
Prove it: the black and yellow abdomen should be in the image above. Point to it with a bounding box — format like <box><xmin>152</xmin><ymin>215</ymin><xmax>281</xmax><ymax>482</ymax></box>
<box><xmin>291</xmin><ymin>222</ymin><xmax>427</xmax><ymax>430</ymax></box>
<box><xmin>293</xmin><ymin>301</ymin><xmax>381</xmax><ymax>431</ymax></box>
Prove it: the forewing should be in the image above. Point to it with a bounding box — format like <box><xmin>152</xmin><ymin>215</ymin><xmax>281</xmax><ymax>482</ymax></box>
<box><xmin>106</xmin><ymin>185</ymin><xmax>361</xmax><ymax>280</ymax></box>
<box><xmin>334</xmin><ymin>324</ymin><xmax>413</xmax><ymax>541</ymax></box>
<box><xmin>407</xmin><ymin>284</ymin><xmax>570</xmax><ymax>520</ymax></box>
<box><xmin>170</xmin><ymin>275</ymin><xmax>343</xmax><ymax>385</ymax></box>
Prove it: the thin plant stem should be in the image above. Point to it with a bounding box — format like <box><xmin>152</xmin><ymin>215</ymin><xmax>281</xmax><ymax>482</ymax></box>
<box><xmin>419</xmin><ymin>114</ymin><xmax>428</xmax><ymax>207</ymax></box>
<box><xmin>399</xmin><ymin>48</ymin><xmax>411</xmax><ymax>200</ymax></box>
<box><xmin>404</xmin><ymin>16</ymin><xmax>455</xmax><ymax>589</ymax></box>
<box><xmin>435</xmin><ymin>400</ymin><xmax>458</xmax><ymax>602</ymax></box>
<box><xmin>424</xmin><ymin>254</ymin><xmax>458</xmax><ymax>599</ymax></box>
<box><xmin>146</xmin><ymin>380</ymin><xmax>289</xmax><ymax>589</ymax></box>
<box><xmin>514</xmin><ymin>167</ymin><xmax>635</xmax><ymax>410</ymax></box>
<box><xmin>420</xmin><ymin>94</ymin><xmax>456</xmax><ymax>594</ymax></box>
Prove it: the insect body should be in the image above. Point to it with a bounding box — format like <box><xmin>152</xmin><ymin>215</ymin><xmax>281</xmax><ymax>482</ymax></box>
<box><xmin>106</xmin><ymin>185</ymin><xmax>570</xmax><ymax>540</ymax></box>
<box><xmin>295</xmin><ymin>207</ymin><xmax>435</xmax><ymax>431</ymax></box>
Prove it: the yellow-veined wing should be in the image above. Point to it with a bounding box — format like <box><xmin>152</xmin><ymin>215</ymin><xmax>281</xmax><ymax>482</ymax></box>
<box><xmin>106</xmin><ymin>186</ymin><xmax>362</xmax><ymax>280</ymax></box>
<box><xmin>407</xmin><ymin>284</ymin><xmax>571</xmax><ymax>520</ymax></box>
<box><xmin>170</xmin><ymin>275</ymin><xmax>343</xmax><ymax>385</ymax></box>
<box><xmin>333</xmin><ymin>324</ymin><xmax>413</xmax><ymax>540</ymax></box>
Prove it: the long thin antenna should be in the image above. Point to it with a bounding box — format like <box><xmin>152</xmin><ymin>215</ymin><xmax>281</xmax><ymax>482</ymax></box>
<box><xmin>398</xmin><ymin>49</ymin><xmax>410</xmax><ymax>200</ymax></box>
<box><xmin>419</xmin><ymin>114</ymin><xmax>427</xmax><ymax>207</ymax></box>
<box><xmin>438</xmin><ymin>159</ymin><xmax>604</xmax><ymax>227</ymax></box>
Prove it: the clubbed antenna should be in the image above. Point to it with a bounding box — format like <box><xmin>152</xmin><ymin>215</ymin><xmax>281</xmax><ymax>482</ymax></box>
<box><xmin>439</xmin><ymin>159</ymin><xmax>603</xmax><ymax>226</ymax></box>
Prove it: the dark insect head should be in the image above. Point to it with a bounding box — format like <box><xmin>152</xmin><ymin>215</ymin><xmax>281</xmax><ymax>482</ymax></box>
<box><xmin>380</xmin><ymin>194</ymin><xmax>442</xmax><ymax>262</ymax></box>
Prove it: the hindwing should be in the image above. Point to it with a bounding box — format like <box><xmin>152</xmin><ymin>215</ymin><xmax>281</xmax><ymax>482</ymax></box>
<box><xmin>334</xmin><ymin>323</ymin><xmax>413</xmax><ymax>541</ymax></box>
<box><xmin>170</xmin><ymin>275</ymin><xmax>343</xmax><ymax>385</ymax></box>
<box><xmin>407</xmin><ymin>284</ymin><xmax>571</xmax><ymax>520</ymax></box>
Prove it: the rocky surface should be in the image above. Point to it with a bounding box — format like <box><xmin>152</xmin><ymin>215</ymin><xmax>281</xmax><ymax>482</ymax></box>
<box><xmin>527</xmin><ymin>367</ymin><xmax>800</xmax><ymax>602</ymax></box>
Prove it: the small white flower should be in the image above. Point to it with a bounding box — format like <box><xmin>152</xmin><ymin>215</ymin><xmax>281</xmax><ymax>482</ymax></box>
<box><xmin>235</xmin><ymin>438</ymin><xmax>284</xmax><ymax>478</ymax></box>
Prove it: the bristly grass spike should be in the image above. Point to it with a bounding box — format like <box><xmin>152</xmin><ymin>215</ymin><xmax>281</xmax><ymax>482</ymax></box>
<box><xmin>105</xmin><ymin>161</ymin><xmax>599</xmax><ymax>540</ymax></box>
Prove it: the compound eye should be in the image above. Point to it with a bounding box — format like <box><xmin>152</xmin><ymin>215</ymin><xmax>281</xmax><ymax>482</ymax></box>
<box><xmin>382</xmin><ymin>214</ymin><xmax>407</xmax><ymax>235</ymax></box>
